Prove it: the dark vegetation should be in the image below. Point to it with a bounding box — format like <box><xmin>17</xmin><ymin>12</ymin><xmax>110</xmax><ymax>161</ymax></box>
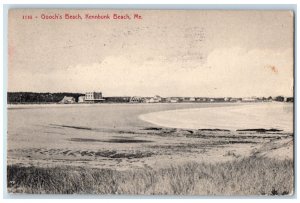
<box><xmin>51</xmin><ymin>124</ymin><xmax>93</xmax><ymax>131</ymax></box>
<box><xmin>237</xmin><ymin>128</ymin><xmax>283</xmax><ymax>132</ymax></box>
<box><xmin>7</xmin><ymin>157</ymin><xmax>293</xmax><ymax>195</ymax></box>
<box><xmin>144</xmin><ymin>127</ymin><xmax>163</xmax><ymax>131</ymax></box>
<box><xmin>103</xmin><ymin>97</ymin><xmax>131</xmax><ymax>103</ymax></box>
<box><xmin>82</xmin><ymin>150</ymin><xmax>154</xmax><ymax>159</ymax></box>
<box><xmin>7</xmin><ymin>92</ymin><xmax>84</xmax><ymax>103</ymax></box>
<box><xmin>69</xmin><ymin>138</ymin><xmax>153</xmax><ymax>143</ymax></box>
<box><xmin>198</xmin><ymin>129</ymin><xmax>231</xmax><ymax>132</ymax></box>
<box><xmin>7</xmin><ymin>92</ymin><xmax>132</xmax><ymax>104</ymax></box>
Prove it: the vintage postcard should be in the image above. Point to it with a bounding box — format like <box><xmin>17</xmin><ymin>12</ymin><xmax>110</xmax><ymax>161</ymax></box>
<box><xmin>7</xmin><ymin>9</ymin><xmax>294</xmax><ymax>195</ymax></box>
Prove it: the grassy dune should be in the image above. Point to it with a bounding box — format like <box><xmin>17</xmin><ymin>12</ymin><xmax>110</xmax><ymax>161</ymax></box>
<box><xmin>7</xmin><ymin>157</ymin><xmax>293</xmax><ymax>195</ymax></box>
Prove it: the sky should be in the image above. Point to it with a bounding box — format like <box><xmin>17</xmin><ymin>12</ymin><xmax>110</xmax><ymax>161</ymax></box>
<box><xmin>8</xmin><ymin>10</ymin><xmax>294</xmax><ymax>97</ymax></box>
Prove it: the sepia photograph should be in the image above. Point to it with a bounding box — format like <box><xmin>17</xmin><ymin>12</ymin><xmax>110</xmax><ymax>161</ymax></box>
<box><xmin>6</xmin><ymin>9</ymin><xmax>294</xmax><ymax>195</ymax></box>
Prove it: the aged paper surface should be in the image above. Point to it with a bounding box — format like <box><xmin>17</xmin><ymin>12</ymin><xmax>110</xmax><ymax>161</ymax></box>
<box><xmin>7</xmin><ymin>9</ymin><xmax>294</xmax><ymax>195</ymax></box>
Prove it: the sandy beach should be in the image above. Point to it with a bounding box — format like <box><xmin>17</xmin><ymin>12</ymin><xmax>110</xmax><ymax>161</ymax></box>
<box><xmin>139</xmin><ymin>102</ymin><xmax>293</xmax><ymax>132</ymax></box>
<box><xmin>7</xmin><ymin>102</ymin><xmax>293</xmax><ymax>169</ymax></box>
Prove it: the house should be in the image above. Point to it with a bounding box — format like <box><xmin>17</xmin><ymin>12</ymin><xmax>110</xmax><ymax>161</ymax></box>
<box><xmin>149</xmin><ymin>98</ymin><xmax>157</xmax><ymax>103</ymax></box>
<box><xmin>196</xmin><ymin>98</ymin><xmax>208</xmax><ymax>102</ymax></box>
<box><xmin>224</xmin><ymin>97</ymin><xmax>231</xmax><ymax>102</ymax></box>
<box><xmin>230</xmin><ymin>98</ymin><xmax>242</xmax><ymax>102</ymax></box>
<box><xmin>242</xmin><ymin>97</ymin><xmax>257</xmax><ymax>102</ymax></box>
<box><xmin>84</xmin><ymin>92</ymin><xmax>105</xmax><ymax>102</ymax></box>
<box><xmin>189</xmin><ymin>97</ymin><xmax>196</xmax><ymax>102</ymax></box>
<box><xmin>130</xmin><ymin>96</ymin><xmax>143</xmax><ymax>103</ymax></box>
<box><xmin>170</xmin><ymin>98</ymin><xmax>179</xmax><ymax>103</ymax></box>
<box><xmin>153</xmin><ymin>95</ymin><xmax>162</xmax><ymax>102</ymax></box>
<box><xmin>59</xmin><ymin>96</ymin><xmax>76</xmax><ymax>104</ymax></box>
<box><xmin>166</xmin><ymin>97</ymin><xmax>177</xmax><ymax>103</ymax></box>
<box><xmin>148</xmin><ymin>95</ymin><xmax>162</xmax><ymax>103</ymax></box>
<box><xmin>78</xmin><ymin>96</ymin><xmax>85</xmax><ymax>103</ymax></box>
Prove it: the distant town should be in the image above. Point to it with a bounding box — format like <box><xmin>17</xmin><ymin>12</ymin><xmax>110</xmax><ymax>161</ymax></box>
<box><xmin>7</xmin><ymin>92</ymin><xmax>294</xmax><ymax>104</ymax></box>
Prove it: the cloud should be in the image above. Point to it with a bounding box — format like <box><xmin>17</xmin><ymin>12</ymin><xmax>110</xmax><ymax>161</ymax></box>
<box><xmin>203</xmin><ymin>47</ymin><xmax>293</xmax><ymax>97</ymax></box>
<box><xmin>9</xmin><ymin>47</ymin><xmax>293</xmax><ymax>97</ymax></box>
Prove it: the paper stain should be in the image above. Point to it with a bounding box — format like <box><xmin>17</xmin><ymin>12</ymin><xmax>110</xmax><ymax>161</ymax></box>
<box><xmin>265</xmin><ymin>65</ymin><xmax>278</xmax><ymax>74</ymax></box>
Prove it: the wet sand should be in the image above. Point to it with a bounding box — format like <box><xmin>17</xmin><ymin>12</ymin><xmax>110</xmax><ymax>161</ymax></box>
<box><xmin>7</xmin><ymin>103</ymin><xmax>293</xmax><ymax>170</ymax></box>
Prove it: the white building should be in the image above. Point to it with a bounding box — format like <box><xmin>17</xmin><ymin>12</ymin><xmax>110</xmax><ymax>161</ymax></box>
<box><xmin>242</xmin><ymin>97</ymin><xmax>257</xmax><ymax>102</ymax></box>
<box><xmin>170</xmin><ymin>98</ymin><xmax>179</xmax><ymax>103</ymax></box>
<box><xmin>189</xmin><ymin>97</ymin><xmax>196</xmax><ymax>102</ymax></box>
<box><xmin>153</xmin><ymin>95</ymin><xmax>162</xmax><ymax>103</ymax></box>
<box><xmin>224</xmin><ymin>97</ymin><xmax>231</xmax><ymax>102</ymax></box>
<box><xmin>78</xmin><ymin>96</ymin><xmax>85</xmax><ymax>103</ymax></box>
<box><xmin>84</xmin><ymin>92</ymin><xmax>105</xmax><ymax>102</ymax></box>
<box><xmin>59</xmin><ymin>96</ymin><xmax>76</xmax><ymax>104</ymax></box>
<box><xmin>147</xmin><ymin>95</ymin><xmax>162</xmax><ymax>103</ymax></box>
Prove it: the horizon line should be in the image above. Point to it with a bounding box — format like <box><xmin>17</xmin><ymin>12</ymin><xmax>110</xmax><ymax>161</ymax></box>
<box><xmin>7</xmin><ymin>91</ymin><xmax>294</xmax><ymax>98</ymax></box>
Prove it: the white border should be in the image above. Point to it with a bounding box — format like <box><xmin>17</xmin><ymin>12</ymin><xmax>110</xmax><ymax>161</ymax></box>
<box><xmin>1</xmin><ymin>1</ymin><xmax>299</xmax><ymax>202</ymax></box>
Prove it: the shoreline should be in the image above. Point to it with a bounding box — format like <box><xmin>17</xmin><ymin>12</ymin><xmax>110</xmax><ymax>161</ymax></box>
<box><xmin>7</xmin><ymin>101</ymin><xmax>276</xmax><ymax>109</ymax></box>
<box><xmin>7</xmin><ymin>102</ymin><xmax>238</xmax><ymax>109</ymax></box>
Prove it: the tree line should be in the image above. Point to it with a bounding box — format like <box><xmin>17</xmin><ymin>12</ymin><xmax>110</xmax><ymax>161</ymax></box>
<box><xmin>7</xmin><ymin>92</ymin><xmax>84</xmax><ymax>103</ymax></box>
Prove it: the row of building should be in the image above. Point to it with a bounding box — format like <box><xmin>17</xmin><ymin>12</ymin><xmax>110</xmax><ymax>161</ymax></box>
<box><xmin>59</xmin><ymin>92</ymin><xmax>294</xmax><ymax>104</ymax></box>
<box><xmin>130</xmin><ymin>95</ymin><xmax>294</xmax><ymax>103</ymax></box>
<box><xmin>59</xmin><ymin>92</ymin><xmax>104</xmax><ymax>104</ymax></box>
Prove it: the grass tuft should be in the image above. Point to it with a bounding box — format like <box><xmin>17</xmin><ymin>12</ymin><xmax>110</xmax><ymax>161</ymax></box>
<box><xmin>7</xmin><ymin>157</ymin><xmax>293</xmax><ymax>195</ymax></box>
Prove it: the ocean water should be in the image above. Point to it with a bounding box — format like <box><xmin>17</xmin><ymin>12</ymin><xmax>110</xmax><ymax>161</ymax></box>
<box><xmin>8</xmin><ymin>103</ymin><xmax>240</xmax><ymax>150</ymax></box>
<box><xmin>139</xmin><ymin>102</ymin><xmax>294</xmax><ymax>132</ymax></box>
